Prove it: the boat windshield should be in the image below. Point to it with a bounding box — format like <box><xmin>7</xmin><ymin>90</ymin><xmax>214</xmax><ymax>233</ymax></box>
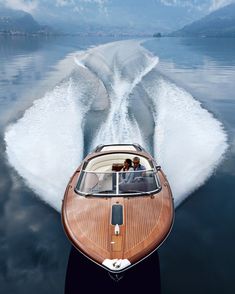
<box><xmin>75</xmin><ymin>170</ymin><xmax>161</xmax><ymax>196</ymax></box>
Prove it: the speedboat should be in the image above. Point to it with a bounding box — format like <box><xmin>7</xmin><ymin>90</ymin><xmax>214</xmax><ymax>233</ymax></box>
<box><xmin>62</xmin><ymin>144</ymin><xmax>174</xmax><ymax>273</ymax></box>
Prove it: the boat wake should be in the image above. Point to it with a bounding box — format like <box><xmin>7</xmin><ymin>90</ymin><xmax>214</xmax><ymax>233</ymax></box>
<box><xmin>4</xmin><ymin>39</ymin><xmax>228</xmax><ymax>211</ymax></box>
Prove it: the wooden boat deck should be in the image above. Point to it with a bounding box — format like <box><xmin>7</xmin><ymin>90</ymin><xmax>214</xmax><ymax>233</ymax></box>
<box><xmin>62</xmin><ymin>168</ymin><xmax>174</xmax><ymax>268</ymax></box>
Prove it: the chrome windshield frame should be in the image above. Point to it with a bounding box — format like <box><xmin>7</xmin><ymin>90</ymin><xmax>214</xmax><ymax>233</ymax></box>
<box><xmin>75</xmin><ymin>169</ymin><xmax>162</xmax><ymax>197</ymax></box>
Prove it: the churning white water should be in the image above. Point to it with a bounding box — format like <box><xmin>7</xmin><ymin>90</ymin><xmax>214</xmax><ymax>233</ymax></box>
<box><xmin>4</xmin><ymin>40</ymin><xmax>228</xmax><ymax>211</ymax></box>
<box><xmin>143</xmin><ymin>76</ymin><xmax>228</xmax><ymax>206</ymax></box>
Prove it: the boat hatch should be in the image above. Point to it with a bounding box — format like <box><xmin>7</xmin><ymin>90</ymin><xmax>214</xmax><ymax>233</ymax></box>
<box><xmin>111</xmin><ymin>204</ymin><xmax>123</xmax><ymax>225</ymax></box>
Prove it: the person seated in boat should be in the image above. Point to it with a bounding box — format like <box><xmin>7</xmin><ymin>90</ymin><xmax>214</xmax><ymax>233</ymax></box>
<box><xmin>120</xmin><ymin>159</ymin><xmax>134</xmax><ymax>184</ymax></box>
<box><xmin>119</xmin><ymin>158</ymin><xmax>147</xmax><ymax>193</ymax></box>
<box><xmin>132</xmin><ymin>156</ymin><xmax>146</xmax><ymax>181</ymax></box>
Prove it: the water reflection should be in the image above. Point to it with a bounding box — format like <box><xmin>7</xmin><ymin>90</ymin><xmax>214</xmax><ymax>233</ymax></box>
<box><xmin>180</xmin><ymin>37</ymin><xmax>235</xmax><ymax>66</ymax></box>
<box><xmin>65</xmin><ymin>246</ymin><xmax>161</xmax><ymax>294</ymax></box>
<box><xmin>144</xmin><ymin>37</ymin><xmax>235</xmax><ymax>107</ymax></box>
<box><xmin>0</xmin><ymin>137</ymin><xmax>69</xmax><ymax>294</ymax></box>
<box><xmin>145</xmin><ymin>37</ymin><xmax>235</xmax><ymax>68</ymax></box>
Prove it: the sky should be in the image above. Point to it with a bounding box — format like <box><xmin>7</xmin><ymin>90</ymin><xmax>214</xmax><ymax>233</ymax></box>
<box><xmin>0</xmin><ymin>0</ymin><xmax>235</xmax><ymax>32</ymax></box>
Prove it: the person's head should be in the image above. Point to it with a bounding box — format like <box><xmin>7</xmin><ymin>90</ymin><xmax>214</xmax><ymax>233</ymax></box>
<box><xmin>133</xmin><ymin>156</ymin><xmax>140</xmax><ymax>168</ymax></box>
<box><xmin>124</xmin><ymin>158</ymin><xmax>132</xmax><ymax>168</ymax></box>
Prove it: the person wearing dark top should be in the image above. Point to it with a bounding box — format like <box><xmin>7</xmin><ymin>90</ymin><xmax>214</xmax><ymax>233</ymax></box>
<box><xmin>132</xmin><ymin>156</ymin><xmax>146</xmax><ymax>179</ymax></box>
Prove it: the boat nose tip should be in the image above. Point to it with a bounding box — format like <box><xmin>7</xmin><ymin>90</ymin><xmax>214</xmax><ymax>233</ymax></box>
<box><xmin>102</xmin><ymin>258</ymin><xmax>131</xmax><ymax>271</ymax></box>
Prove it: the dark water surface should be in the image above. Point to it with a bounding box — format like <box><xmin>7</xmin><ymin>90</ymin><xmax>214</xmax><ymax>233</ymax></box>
<box><xmin>65</xmin><ymin>247</ymin><xmax>161</xmax><ymax>294</ymax></box>
<box><xmin>145</xmin><ymin>37</ymin><xmax>235</xmax><ymax>294</ymax></box>
<box><xmin>0</xmin><ymin>36</ymin><xmax>235</xmax><ymax>294</ymax></box>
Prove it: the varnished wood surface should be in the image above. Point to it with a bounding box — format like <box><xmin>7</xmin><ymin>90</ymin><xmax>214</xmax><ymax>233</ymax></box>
<box><xmin>62</xmin><ymin>150</ymin><xmax>174</xmax><ymax>270</ymax></box>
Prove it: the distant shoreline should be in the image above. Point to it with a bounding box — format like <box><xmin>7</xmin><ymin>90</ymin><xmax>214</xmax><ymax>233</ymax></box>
<box><xmin>1</xmin><ymin>33</ymin><xmax>235</xmax><ymax>39</ymax></box>
<box><xmin>0</xmin><ymin>31</ymin><xmax>154</xmax><ymax>38</ymax></box>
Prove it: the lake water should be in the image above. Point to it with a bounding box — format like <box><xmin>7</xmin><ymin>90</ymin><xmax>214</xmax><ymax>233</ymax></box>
<box><xmin>0</xmin><ymin>35</ymin><xmax>235</xmax><ymax>294</ymax></box>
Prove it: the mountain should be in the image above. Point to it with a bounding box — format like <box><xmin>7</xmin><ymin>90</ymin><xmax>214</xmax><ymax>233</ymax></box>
<box><xmin>9</xmin><ymin>0</ymin><xmax>206</xmax><ymax>35</ymax></box>
<box><xmin>171</xmin><ymin>3</ymin><xmax>235</xmax><ymax>37</ymax></box>
<box><xmin>0</xmin><ymin>8</ymin><xmax>54</xmax><ymax>35</ymax></box>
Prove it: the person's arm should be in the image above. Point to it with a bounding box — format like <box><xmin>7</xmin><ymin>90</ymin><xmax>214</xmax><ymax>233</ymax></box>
<box><xmin>126</xmin><ymin>168</ymin><xmax>134</xmax><ymax>183</ymax></box>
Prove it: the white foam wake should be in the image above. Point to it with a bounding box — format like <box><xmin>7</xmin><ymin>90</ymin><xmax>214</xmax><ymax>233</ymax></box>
<box><xmin>5</xmin><ymin>78</ymin><xmax>89</xmax><ymax>211</ymax></box>
<box><xmin>4</xmin><ymin>39</ymin><xmax>228</xmax><ymax>212</ymax></box>
<box><xmin>144</xmin><ymin>76</ymin><xmax>228</xmax><ymax>206</ymax></box>
<box><xmin>91</xmin><ymin>44</ymin><xmax>159</xmax><ymax>147</ymax></box>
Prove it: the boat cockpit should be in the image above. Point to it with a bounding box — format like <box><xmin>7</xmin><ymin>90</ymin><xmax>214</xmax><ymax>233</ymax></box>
<box><xmin>75</xmin><ymin>152</ymin><xmax>161</xmax><ymax>197</ymax></box>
